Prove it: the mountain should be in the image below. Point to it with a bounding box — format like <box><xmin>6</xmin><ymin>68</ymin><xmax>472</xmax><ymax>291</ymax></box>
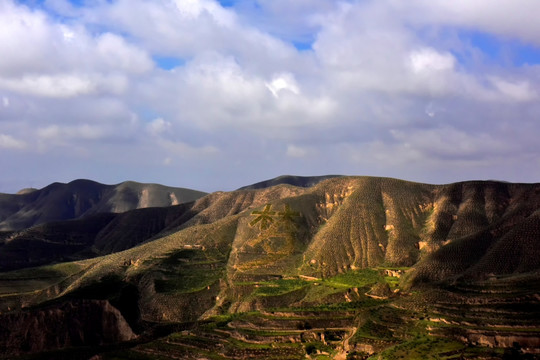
<box><xmin>237</xmin><ymin>174</ymin><xmax>342</xmax><ymax>190</ymax></box>
<box><xmin>0</xmin><ymin>203</ymin><xmax>197</xmax><ymax>271</ymax></box>
<box><xmin>0</xmin><ymin>179</ymin><xmax>207</xmax><ymax>231</ymax></box>
<box><xmin>0</xmin><ymin>176</ymin><xmax>539</xmax><ymax>359</ymax></box>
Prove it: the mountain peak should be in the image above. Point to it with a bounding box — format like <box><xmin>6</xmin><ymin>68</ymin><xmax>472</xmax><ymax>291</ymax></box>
<box><xmin>238</xmin><ymin>174</ymin><xmax>343</xmax><ymax>190</ymax></box>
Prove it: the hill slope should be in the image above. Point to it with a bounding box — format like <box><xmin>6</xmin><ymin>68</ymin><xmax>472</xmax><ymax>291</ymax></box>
<box><xmin>0</xmin><ymin>179</ymin><xmax>206</xmax><ymax>231</ymax></box>
<box><xmin>3</xmin><ymin>177</ymin><xmax>540</xmax><ymax>282</ymax></box>
<box><xmin>1</xmin><ymin>176</ymin><xmax>540</xmax><ymax>358</ymax></box>
<box><xmin>0</xmin><ymin>203</ymin><xmax>198</xmax><ymax>271</ymax></box>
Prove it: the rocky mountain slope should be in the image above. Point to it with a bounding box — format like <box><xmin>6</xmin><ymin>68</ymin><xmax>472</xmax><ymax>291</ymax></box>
<box><xmin>0</xmin><ymin>179</ymin><xmax>206</xmax><ymax>231</ymax></box>
<box><xmin>0</xmin><ymin>176</ymin><xmax>539</xmax><ymax>359</ymax></box>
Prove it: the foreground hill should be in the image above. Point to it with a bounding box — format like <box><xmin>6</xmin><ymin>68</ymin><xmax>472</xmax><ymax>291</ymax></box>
<box><xmin>0</xmin><ymin>176</ymin><xmax>539</xmax><ymax>359</ymax></box>
<box><xmin>0</xmin><ymin>179</ymin><xmax>206</xmax><ymax>231</ymax></box>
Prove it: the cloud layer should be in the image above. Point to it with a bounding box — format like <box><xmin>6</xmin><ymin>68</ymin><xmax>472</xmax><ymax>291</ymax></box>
<box><xmin>1</xmin><ymin>0</ymin><xmax>540</xmax><ymax>192</ymax></box>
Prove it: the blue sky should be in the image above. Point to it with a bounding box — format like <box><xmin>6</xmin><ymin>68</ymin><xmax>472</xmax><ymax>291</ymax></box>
<box><xmin>463</xmin><ymin>30</ymin><xmax>540</xmax><ymax>66</ymax></box>
<box><xmin>1</xmin><ymin>0</ymin><xmax>540</xmax><ymax>193</ymax></box>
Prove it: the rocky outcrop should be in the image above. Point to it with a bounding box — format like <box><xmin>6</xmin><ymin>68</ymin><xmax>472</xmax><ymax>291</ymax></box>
<box><xmin>365</xmin><ymin>282</ymin><xmax>393</xmax><ymax>299</ymax></box>
<box><xmin>464</xmin><ymin>330</ymin><xmax>540</xmax><ymax>351</ymax></box>
<box><xmin>0</xmin><ymin>300</ymin><xmax>136</xmax><ymax>356</ymax></box>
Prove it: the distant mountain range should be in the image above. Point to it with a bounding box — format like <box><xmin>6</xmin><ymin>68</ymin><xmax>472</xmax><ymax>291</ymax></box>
<box><xmin>0</xmin><ymin>175</ymin><xmax>539</xmax><ymax>359</ymax></box>
<box><xmin>238</xmin><ymin>174</ymin><xmax>342</xmax><ymax>190</ymax></box>
<box><xmin>0</xmin><ymin>179</ymin><xmax>207</xmax><ymax>231</ymax></box>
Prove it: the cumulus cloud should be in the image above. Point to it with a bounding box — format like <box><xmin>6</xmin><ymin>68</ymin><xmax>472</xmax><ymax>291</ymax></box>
<box><xmin>266</xmin><ymin>73</ymin><xmax>300</xmax><ymax>98</ymax></box>
<box><xmin>398</xmin><ymin>0</ymin><xmax>540</xmax><ymax>46</ymax></box>
<box><xmin>0</xmin><ymin>74</ymin><xmax>95</xmax><ymax>98</ymax></box>
<box><xmin>408</xmin><ymin>48</ymin><xmax>456</xmax><ymax>74</ymax></box>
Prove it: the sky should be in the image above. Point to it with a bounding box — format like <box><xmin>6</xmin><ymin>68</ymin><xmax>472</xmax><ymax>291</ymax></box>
<box><xmin>1</xmin><ymin>0</ymin><xmax>540</xmax><ymax>193</ymax></box>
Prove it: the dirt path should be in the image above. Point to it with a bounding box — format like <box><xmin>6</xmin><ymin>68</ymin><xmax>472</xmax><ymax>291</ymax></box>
<box><xmin>333</xmin><ymin>326</ymin><xmax>356</xmax><ymax>360</ymax></box>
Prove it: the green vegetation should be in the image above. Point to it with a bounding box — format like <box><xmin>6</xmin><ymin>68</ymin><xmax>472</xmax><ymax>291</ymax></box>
<box><xmin>367</xmin><ymin>336</ymin><xmax>465</xmax><ymax>360</ymax></box>
<box><xmin>2</xmin><ymin>177</ymin><xmax>540</xmax><ymax>359</ymax></box>
<box><xmin>0</xmin><ymin>261</ymin><xmax>89</xmax><ymax>299</ymax></box>
<box><xmin>250</xmin><ymin>204</ymin><xmax>277</xmax><ymax>230</ymax></box>
<box><xmin>253</xmin><ymin>278</ymin><xmax>309</xmax><ymax>296</ymax></box>
<box><xmin>102</xmin><ymin>350</ymin><xmax>175</xmax><ymax>360</ymax></box>
<box><xmin>153</xmin><ymin>248</ymin><xmax>226</xmax><ymax>294</ymax></box>
<box><xmin>356</xmin><ymin>319</ymin><xmax>395</xmax><ymax>340</ymax></box>
<box><xmin>322</xmin><ymin>269</ymin><xmax>383</xmax><ymax>288</ymax></box>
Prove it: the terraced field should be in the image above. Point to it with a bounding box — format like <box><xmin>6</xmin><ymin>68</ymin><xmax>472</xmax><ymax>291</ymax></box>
<box><xmin>1</xmin><ymin>177</ymin><xmax>540</xmax><ymax>358</ymax></box>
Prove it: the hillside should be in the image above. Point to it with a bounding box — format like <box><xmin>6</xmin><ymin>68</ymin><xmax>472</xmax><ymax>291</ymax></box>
<box><xmin>0</xmin><ymin>176</ymin><xmax>539</xmax><ymax>359</ymax></box>
<box><xmin>0</xmin><ymin>179</ymin><xmax>207</xmax><ymax>231</ymax></box>
<box><xmin>0</xmin><ymin>203</ymin><xmax>197</xmax><ymax>271</ymax></box>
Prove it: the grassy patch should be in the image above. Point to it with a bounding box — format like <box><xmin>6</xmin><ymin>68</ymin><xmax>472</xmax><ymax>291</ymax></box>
<box><xmin>322</xmin><ymin>269</ymin><xmax>383</xmax><ymax>289</ymax></box>
<box><xmin>153</xmin><ymin>248</ymin><xmax>226</xmax><ymax>294</ymax></box>
<box><xmin>384</xmin><ymin>276</ymin><xmax>400</xmax><ymax>289</ymax></box>
<box><xmin>236</xmin><ymin>328</ymin><xmax>303</xmax><ymax>336</ymax></box>
<box><xmin>154</xmin><ymin>268</ymin><xmax>222</xmax><ymax>294</ymax></box>
<box><xmin>355</xmin><ymin>319</ymin><xmax>395</xmax><ymax>340</ymax></box>
<box><xmin>369</xmin><ymin>336</ymin><xmax>465</xmax><ymax>360</ymax></box>
<box><xmin>0</xmin><ymin>261</ymin><xmax>88</xmax><ymax>297</ymax></box>
<box><xmin>304</xmin><ymin>341</ymin><xmax>334</xmax><ymax>355</ymax></box>
<box><xmin>0</xmin><ymin>262</ymin><xmax>84</xmax><ymax>280</ymax></box>
<box><xmin>205</xmin><ymin>311</ymin><xmax>261</xmax><ymax>328</ymax></box>
<box><xmin>254</xmin><ymin>278</ymin><xmax>309</xmax><ymax>296</ymax></box>
<box><xmin>135</xmin><ymin>340</ymin><xmax>228</xmax><ymax>360</ymax></box>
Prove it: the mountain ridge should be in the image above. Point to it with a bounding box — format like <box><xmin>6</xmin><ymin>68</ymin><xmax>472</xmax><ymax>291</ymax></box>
<box><xmin>0</xmin><ymin>179</ymin><xmax>207</xmax><ymax>231</ymax></box>
<box><xmin>237</xmin><ymin>174</ymin><xmax>343</xmax><ymax>190</ymax></box>
<box><xmin>1</xmin><ymin>175</ymin><xmax>540</xmax><ymax>358</ymax></box>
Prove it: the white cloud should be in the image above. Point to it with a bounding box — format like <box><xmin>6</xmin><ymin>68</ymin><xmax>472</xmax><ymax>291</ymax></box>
<box><xmin>60</xmin><ymin>25</ymin><xmax>75</xmax><ymax>42</ymax></box>
<box><xmin>2</xmin><ymin>0</ymin><xmax>540</xmax><ymax>192</ymax></box>
<box><xmin>0</xmin><ymin>73</ymin><xmax>131</xmax><ymax>98</ymax></box>
<box><xmin>390</xmin><ymin>127</ymin><xmax>513</xmax><ymax>160</ymax></box>
<box><xmin>489</xmin><ymin>77</ymin><xmax>537</xmax><ymax>102</ymax></box>
<box><xmin>266</xmin><ymin>73</ymin><xmax>300</xmax><ymax>98</ymax></box>
<box><xmin>172</xmin><ymin>0</ymin><xmax>234</xmax><ymax>26</ymax></box>
<box><xmin>95</xmin><ymin>33</ymin><xmax>153</xmax><ymax>73</ymax></box>
<box><xmin>37</xmin><ymin>124</ymin><xmax>108</xmax><ymax>141</ymax></box>
<box><xmin>147</xmin><ymin>118</ymin><xmax>171</xmax><ymax>136</ymax></box>
<box><xmin>0</xmin><ymin>74</ymin><xmax>95</xmax><ymax>98</ymax></box>
<box><xmin>286</xmin><ymin>144</ymin><xmax>308</xmax><ymax>158</ymax></box>
<box><xmin>0</xmin><ymin>1</ymin><xmax>152</xmax><ymax>101</ymax></box>
<box><xmin>0</xmin><ymin>134</ymin><xmax>26</xmax><ymax>150</ymax></box>
<box><xmin>150</xmin><ymin>53</ymin><xmax>336</xmax><ymax>134</ymax></box>
<box><xmin>79</xmin><ymin>0</ymin><xmax>303</xmax><ymax>81</ymax></box>
<box><xmin>400</xmin><ymin>0</ymin><xmax>540</xmax><ymax>46</ymax></box>
<box><xmin>408</xmin><ymin>48</ymin><xmax>456</xmax><ymax>74</ymax></box>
